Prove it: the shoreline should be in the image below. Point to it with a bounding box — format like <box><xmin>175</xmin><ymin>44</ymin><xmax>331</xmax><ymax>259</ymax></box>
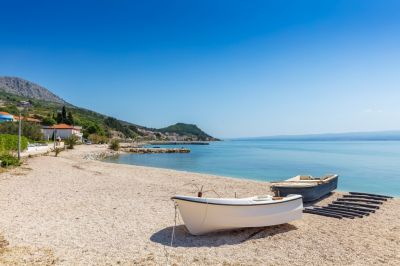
<box><xmin>102</xmin><ymin>151</ymin><xmax>399</xmax><ymax>198</ymax></box>
<box><xmin>0</xmin><ymin>145</ymin><xmax>399</xmax><ymax>265</ymax></box>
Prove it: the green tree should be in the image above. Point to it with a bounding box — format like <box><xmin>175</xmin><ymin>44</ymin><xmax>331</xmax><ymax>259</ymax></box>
<box><xmin>88</xmin><ymin>134</ymin><xmax>108</xmax><ymax>144</ymax></box>
<box><xmin>42</xmin><ymin>117</ymin><xmax>57</xmax><ymax>126</ymax></box>
<box><xmin>56</xmin><ymin>112</ymin><xmax>63</xmax><ymax>124</ymax></box>
<box><xmin>56</xmin><ymin>106</ymin><xmax>68</xmax><ymax>124</ymax></box>
<box><xmin>65</xmin><ymin>135</ymin><xmax>79</xmax><ymax>149</ymax></box>
<box><xmin>104</xmin><ymin>117</ymin><xmax>133</xmax><ymax>138</ymax></box>
<box><xmin>109</xmin><ymin>139</ymin><xmax>120</xmax><ymax>151</ymax></box>
<box><xmin>67</xmin><ymin>111</ymin><xmax>74</xmax><ymax>125</ymax></box>
<box><xmin>62</xmin><ymin>106</ymin><xmax>67</xmax><ymax>122</ymax></box>
<box><xmin>83</xmin><ymin>122</ymin><xmax>105</xmax><ymax>139</ymax></box>
<box><xmin>0</xmin><ymin>122</ymin><xmax>43</xmax><ymax>141</ymax></box>
<box><xmin>0</xmin><ymin>134</ymin><xmax>28</xmax><ymax>152</ymax></box>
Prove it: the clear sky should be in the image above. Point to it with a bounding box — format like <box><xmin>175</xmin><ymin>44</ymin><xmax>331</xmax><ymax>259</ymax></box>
<box><xmin>1</xmin><ymin>0</ymin><xmax>399</xmax><ymax>138</ymax></box>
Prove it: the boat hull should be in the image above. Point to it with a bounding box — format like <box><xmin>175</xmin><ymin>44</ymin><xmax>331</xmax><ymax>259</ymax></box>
<box><xmin>272</xmin><ymin>176</ymin><xmax>338</xmax><ymax>202</ymax></box>
<box><xmin>173</xmin><ymin>195</ymin><xmax>303</xmax><ymax>235</ymax></box>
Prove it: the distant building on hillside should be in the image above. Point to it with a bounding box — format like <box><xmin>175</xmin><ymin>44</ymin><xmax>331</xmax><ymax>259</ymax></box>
<box><xmin>18</xmin><ymin>100</ymin><xmax>32</xmax><ymax>107</ymax></box>
<box><xmin>0</xmin><ymin>112</ymin><xmax>43</xmax><ymax>124</ymax></box>
<box><xmin>0</xmin><ymin>111</ymin><xmax>14</xmax><ymax>123</ymax></box>
<box><xmin>42</xmin><ymin>123</ymin><xmax>83</xmax><ymax>141</ymax></box>
<box><xmin>13</xmin><ymin>115</ymin><xmax>42</xmax><ymax>123</ymax></box>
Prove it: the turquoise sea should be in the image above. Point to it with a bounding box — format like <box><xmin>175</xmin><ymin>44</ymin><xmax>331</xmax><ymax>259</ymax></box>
<box><xmin>104</xmin><ymin>140</ymin><xmax>400</xmax><ymax>197</ymax></box>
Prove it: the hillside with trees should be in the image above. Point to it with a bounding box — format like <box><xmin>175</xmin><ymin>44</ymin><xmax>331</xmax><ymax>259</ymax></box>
<box><xmin>158</xmin><ymin>123</ymin><xmax>218</xmax><ymax>141</ymax></box>
<box><xmin>0</xmin><ymin>77</ymin><xmax>218</xmax><ymax>143</ymax></box>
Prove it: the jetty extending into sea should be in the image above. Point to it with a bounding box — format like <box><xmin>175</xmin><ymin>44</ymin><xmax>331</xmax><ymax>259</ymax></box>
<box><xmin>147</xmin><ymin>141</ymin><xmax>210</xmax><ymax>145</ymax></box>
<box><xmin>121</xmin><ymin>147</ymin><xmax>190</xmax><ymax>153</ymax></box>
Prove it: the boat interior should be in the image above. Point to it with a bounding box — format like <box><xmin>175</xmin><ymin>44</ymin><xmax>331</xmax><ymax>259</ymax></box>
<box><xmin>287</xmin><ymin>174</ymin><xmax>337</xmax><ymax>183</ymax></box>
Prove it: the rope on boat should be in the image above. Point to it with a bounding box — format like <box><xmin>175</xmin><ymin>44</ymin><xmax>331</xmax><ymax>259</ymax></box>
<box><xmin>171</xmin><ymin>203</ymin><xmax>178</xmax><ymax>247</ymax></box>
<box><xmin>164</xmin><ymin>202</ymin><xmax>178</xmax><ymax>266</ymax></box>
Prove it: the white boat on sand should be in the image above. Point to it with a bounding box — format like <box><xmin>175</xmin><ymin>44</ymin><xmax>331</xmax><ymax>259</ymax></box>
<box><xmin>172</xmin><ymin>194</ymin><xmax>303</xmax><ymax>235</ymax></box>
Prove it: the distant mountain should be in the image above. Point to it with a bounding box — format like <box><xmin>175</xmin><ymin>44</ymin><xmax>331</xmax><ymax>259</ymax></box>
<box><xmin>0</xmin><ymin>76</ymin><xmax>66</xmax><ymax>104</ymax></box>
<box><xmin>0</xmin><ymin>76</ymin><xmax>217</xmax><ymax>141</ymax></box>
<box><xmin>158</xmin><ymin>123</ymin><xmax>218</xmax><ymax>141</ymax></box>
<box><xmin>241</xmin><ymin>131</ymin><xmax>400</xmax><ymax>141</ymax></box>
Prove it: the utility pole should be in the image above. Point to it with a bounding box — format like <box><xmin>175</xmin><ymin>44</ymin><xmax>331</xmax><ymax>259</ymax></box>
<box><xmin>17</xmin><ymin>112</ymin><xmax>22</xmax><ymax>160</ymax></box>
<box><xmin>53</xmin><ymin>129</ymin><xmax>57</xmax><ymax>150</ymax></box>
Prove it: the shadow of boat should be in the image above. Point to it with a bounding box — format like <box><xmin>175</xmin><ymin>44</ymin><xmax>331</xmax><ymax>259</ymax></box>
<box><xmin>303</xmin><ymin>192</ymin><xmax>335</xmax><ymax>207</ymax></box>
<box><xmin>150</xmin><ymin>223</ymin><xmax>297</xmax><ymax>248</ymax></box>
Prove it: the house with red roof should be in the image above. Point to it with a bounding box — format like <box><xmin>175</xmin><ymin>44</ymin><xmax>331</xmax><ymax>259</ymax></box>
<box><xmin>42</xmin><ymin>123</ymin><xmax>83</xmax><ymax>141</ymax></box>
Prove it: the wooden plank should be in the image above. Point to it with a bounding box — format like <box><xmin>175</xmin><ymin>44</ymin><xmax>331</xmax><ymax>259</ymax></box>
<box><xmin>328</xmin><ymin>203</ymin><xmax>376</xmax><ymax>213</ymax></box>
<box><xmin>303</xmin><ymin>209</ymin><xmax>343</xmax><ymax>219</ymax></box>
<box><xmin>336</xmin><ymin>198</ymin><xmax>383</xmax><ymax>205</ymax></box>
<box><xmin>311</xmin><ymin>208</ymin><xmax>355</xmax><ymax>219</ymax></box>
<box><xmin>324</xmin><ymin>205</ymin><xmax>370</xmax><ymax>216</ymax></box>
<box><xmin>305</xmin><ymin>207</ymin><xmax>355</xmax><ymax>219</ymax></box>
<box><xmin>343</xmin><ymin>195</ymin><xmax>387</xmax><ymax>201</ymax></box>
<box><xmin>332</xmin><ymin>201</ymin><xmax>380</xmax><ymax>209</ymax></box>
<box><xmin>349</xmin><ymin>192</ymin><xmax>393</xmax><ymax>199</ymax></box>
<box><xmin>319</xmin><ymin>206</ymin><xmax>365</xmax><ymax>217</ymax></box>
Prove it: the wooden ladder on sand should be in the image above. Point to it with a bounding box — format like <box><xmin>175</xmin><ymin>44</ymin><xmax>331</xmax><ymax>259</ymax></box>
<box><xmin>303</xmin><ymin>192</ymin><xmax>393</xmax><ymax>219</ymax></box>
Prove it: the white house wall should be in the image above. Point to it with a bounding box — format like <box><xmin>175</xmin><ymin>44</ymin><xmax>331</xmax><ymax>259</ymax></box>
<box><xmin>42</xmin><ymin>129</ymin><xmax>83</xmax><ymax>141</ymax></box>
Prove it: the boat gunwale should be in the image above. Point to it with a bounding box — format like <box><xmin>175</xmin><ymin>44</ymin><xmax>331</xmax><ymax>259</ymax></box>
<box><xmin>171</xmin><ymin>195</ymin><xmax>302</xmax><ymax>206</ymax></box>
<box><xmin>271</xmin><ymin>175</ymin><xmax>338</xmax><ymax>189</ymax></box>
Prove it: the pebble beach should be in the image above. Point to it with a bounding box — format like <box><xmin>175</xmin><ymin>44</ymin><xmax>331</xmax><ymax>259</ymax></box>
<box><xmin>0</xmin><ymin>145</ymin><xmax>399</xmax><ymax>265</ymax></box>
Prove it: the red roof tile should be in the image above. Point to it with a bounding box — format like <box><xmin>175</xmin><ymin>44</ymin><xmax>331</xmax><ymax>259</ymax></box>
<box><xmin>51</xmin><ymin>123</ymin><xmax>75</xmax><ymax>129</ymax></box>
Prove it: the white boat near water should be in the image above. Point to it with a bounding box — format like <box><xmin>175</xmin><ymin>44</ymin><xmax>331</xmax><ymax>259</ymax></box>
<box><xmin>172</xmin><ymin>194</ymin><xmax>303</xmax><ymax>235</ymax></box>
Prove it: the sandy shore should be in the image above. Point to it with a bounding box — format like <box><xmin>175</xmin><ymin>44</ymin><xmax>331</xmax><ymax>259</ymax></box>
<box><xmin>0</xmin><ymin>145</ymin><xmax>399</xmax><ymax>265</ymax></box>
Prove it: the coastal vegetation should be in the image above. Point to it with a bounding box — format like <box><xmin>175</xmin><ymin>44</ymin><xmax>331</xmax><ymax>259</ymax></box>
<box><xmin>65</xmin><ymin>135</ymin><xmax>78</xmax><ymax>149</ymax></box>
<box><xmin>0</xmin><ymin>77</ymin><xmax>218</xmax><ymax>142</ymax></box>
<box><xmin>54</xmin><ymin>147</ymin><xmax>63</xmax><ymax>157</ymax></box>
<box><xmin>41</xmin><ymin>116</ymin><xmax>57</xmax><ymax>126</ymax></box>
<box><xmin>0</xmin><ymin>121</ymin><xmax>43</xmax><ymax>141</ymax></box>
<box><xmin>0</xmin><ymin>153</ymin><xmax>20</xmax><ymax>167</ymax></box>
<box><xmin>0</xmin><ymin>134</ymin><xmax>28</xmax><ymax>152</ymax></box>
<box><xmin>88</xmin><ymin>134</ymin><xmax>108</xmax><ymax>144</ymax></box>
<box><xmin>0</xmin><ymin>134</ymin><xmax>27</xmax><ymax>167</ymax></box>
<box><xmin>109</xmin><ymin>139</ymin><xmax>120</xmax><ymax>151</ymax></box>
<box><xmin>158</xmin><ymin>123</ymin><xmax>219</xmax><ymax>141</ymax></box>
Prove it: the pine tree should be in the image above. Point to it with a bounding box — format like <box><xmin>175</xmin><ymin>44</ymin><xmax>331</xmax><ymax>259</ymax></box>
<box><xmin>67</xmin><ymin>111</ymin><xmax>74</xmax><ymax>125</ymax></box>
<box><xmin>56</xmin><ymin>112</ymin><xmax>63</xmax><ymax>124</ymax></box>
<box><xmin>62</xmin><ymin>106</ymin><xmax>67</xmax><ymax>122</ymax></box>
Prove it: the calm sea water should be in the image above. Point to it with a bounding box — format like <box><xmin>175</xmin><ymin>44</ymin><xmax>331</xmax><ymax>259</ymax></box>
<box><xmin>104</xmin><ymin>140</ymin><xmax>400</xmax><ymax>197</ymax></box>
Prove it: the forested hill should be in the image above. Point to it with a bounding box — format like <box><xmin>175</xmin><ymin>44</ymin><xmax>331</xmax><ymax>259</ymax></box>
<box><xmin>0</xmin><ymin>77</ymin><xmax>218</xmax><ymax>141</ymax></box>
<box><xmin>159</xmin><ymin>123</ymin><xmax>217</xmax><ymax>140</ymax></box>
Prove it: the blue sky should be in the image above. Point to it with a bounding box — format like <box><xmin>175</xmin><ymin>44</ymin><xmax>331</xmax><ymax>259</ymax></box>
<box><xmin>1</xmin><ymin>0</ymin><xmax>399</xmax><ymax>138</ymax></box>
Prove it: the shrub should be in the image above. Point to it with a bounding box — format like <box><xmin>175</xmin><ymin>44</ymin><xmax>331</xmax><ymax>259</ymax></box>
<box><xmin>64</xmin><ymin>135</ymin><xmax>79</xmax><ymax>149</ymax></box>
<box><xmin>88</xmin><ymin>134</ymin><xmax>108</xmax><ymax>144</ymax></box>
<box><xmin>0</xmin><ymin>121</ymin><xmax>43</xmax><ymax>141</ymax></box>
<box><xmin>104</xmin><ymin>117</ymin><xmax>134</xmax><ymax>138</ymax></box>
<box><xmin>81</xmin><ymin>122</ymin><xmax>106</xmax><ymax>139</ymax></box>
<box><xmin>0</xmin><ymin>134</ymin><xmax>28</xmax><ymax>153</ymax></box>
<box><xmin>109</xmin><ymin>139</ymin><xmax>120</xmax><ymax>151</ymax></box>
<box><xmin>0</xmin><ymin>153</ymin><xmax>20</xmax><ymax>167</ymax></box>
<box><xmin>42</xmin><ymin>117</ymin><xmax>57</xmax><ymax>126</ymax></box>
<box><xmin>54</xmin><ymin>147</ymin><xmax>63</xmax><ymax>157</ymax></box>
